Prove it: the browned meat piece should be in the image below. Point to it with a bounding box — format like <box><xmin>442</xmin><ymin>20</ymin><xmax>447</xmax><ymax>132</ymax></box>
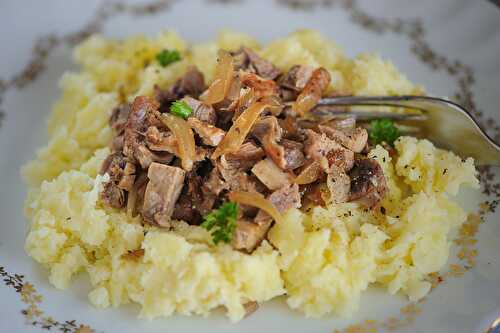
<box><xmin>216</xmin><ymin>159</ymin><xmax>263</xmax><ymax>194</ymax></box>
<box><xmin>348</xmin><ymin>158</ymin><xmax>387</xmax><ymax>208</ymax></box>
<box><xmin>231</xmin><ymin>47</ymin><xmax>281</xmax><ymax>80</ymax></box>
<box><xmin>123</xmin><ymin>96</ymin><xmax>166</xmax><ymax>169</ymax></box>
<box><xmin>254</xmin><ymin>183</ymin><xmax>301</xmax><ymax>224</ymax></box>
<box><xmin>181</xmin><ymin>96</ymin><xmax>217</xmax><ymax>125</ymax></box>
<box><xmin>304</xmin><ymin>129</ymin><xmax>354</xmax><ymax>172</ymax></box>
<box><xmin>99</xmin><ymin>152</ymin><xmax>137</xmax><ymax>208</ymax></box>
<box><xmin>100</xmin><ymin>152</ymin><xmax>136</xmax><ymax>191</ymax></box>
<box><xmin>142</xmin><ymin>163</ymin><xmax>186</xmax><ymax>227</ymax></box>
<box><xmin>279</xmin><ymin>65</ymin><xmax>314</xmax><ymax>91</ymax></box>
<box><xmin>301</xmin><ymin>183</ymin><xmax>327</xmax><ymax>209</ymax></box>
<box><xmin>293</xmin><ymin>67</ymin><xmax>331</xmax><ymax>115</ymax></box>
<box><xmin>154</xmin><ymin>66</ymin><xmax>206</xmax><ymax>107</ymax></box>
<box><xmin>251</xmin><ymin>116</ymin><xmax>287</xmax><ymax>167</ymax></box>
<box><xmin>282</xmin><ymin>139</ymin><xmax>305</xmax><ymax>170</ymax></box>
<box><xmin>220</xmin><ymin>141</ymin><xmax>265</xmax><ymax>171</ymax></box>
<box><xmin>145</xmin><ymin>126</ymin><xmax>177</xmax><ymax>153</ymax></box>
<box><xmin>243</xmin><ymin>301</ymin><xmax>259</xmax><ymax>317</ymax></box>
<box><xmin>111</xmin><ymin>135</ymin><xmax>125</xmax><ymax>152</ymax></box>
<box><xmin>172</xmin><ymin>173</ymin><xmax>209</xmax><ymax>224</ymax></box>
<box><xmin>203</xmin><ymin>168</ymin><xmax>228</xmax><ymax>196</ymax></box>
<box><xmin>108</xmin><ymin>103</ymin><xmax>130</xmax><ymax>154</ymax></box>
<box><xmin>110</xmin><ymin>103</ymin><xmax>131</xmax><ymax>134</ymax></box>
<box><xmin>172</xmin><ymin>66</ymin><xmax>206</xmax><ymax>98</ymax></box>
<box><xmin>268</xmin><ymin>183</ymin><xmax>301</xmax><ymax>213</ymax></box>
<box><xmin>187</xmin><ymin>117</ymin><xmax>226</xmax><ymax>146</ymax></box>
<box><xmin>319</xmin><ymin>125</ymin><xmax>368</xmax><ymax>153</ymax></box>
<box><xmin>279</xmin><ymin>116</ymin><xmax>305</xmax><ymax>141</ymax></box>
<box><xmin>325</xmin><ymin>147</ymin><xmax>355</xmax><ymax>172</ymax></box>
<box><xmin>251</xmin><ymin>158</ymin><xmax>292</xmax><ymax>191</ymax></box>
<box><xmin>303</xmin><ymin>129</ymin><xmax>341</xmax><ymax>161</ymax></box>
<box><xmin>240</xmin><ymin>72</ymin><xmax>279</xmax><ymax>98</ymax></box>
<box><xmin>232</xmin><ymin>218</ymin><xmax>272</xmax><ymax>252</ymax></box>
<box><xmin>326</xmin><ymin>166</ymin><xmax>351</xmax><ymax>204</ymax></box>
<box><xmin>100</xmin><ymin>181</ymin><xmax>126</xmax><ymax>209</ymax></box>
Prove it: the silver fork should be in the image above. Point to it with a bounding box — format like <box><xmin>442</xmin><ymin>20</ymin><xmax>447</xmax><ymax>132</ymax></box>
<box><xmin>315</xmin><ymin>95</ymin><xmax>500</xmax><ymax>166</ymax></box>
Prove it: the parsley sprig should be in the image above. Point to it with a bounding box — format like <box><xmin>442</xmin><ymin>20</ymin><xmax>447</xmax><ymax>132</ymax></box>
<box><xmin>369</xmin><ymin>119</ymin><xmax>401</xmax><ymax>146</ymax></box>
<box><xmin>201</xmin><ymin>202</ymin><xmax>238</xmax><ymax>244</ymax></box>
<box><xmin>170</xmin><ymin>100</ymin><xmax>193</xmax><ymax>119</ymax></box>
<box><xmin>155</xmin><ymin>49</ymin><xmax>181</xmax><ymax>67</ymax></box>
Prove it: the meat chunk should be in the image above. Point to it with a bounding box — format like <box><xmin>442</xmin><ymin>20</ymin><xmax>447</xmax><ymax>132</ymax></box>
<box><xmin>293</xmin><ymin>67</ymin><xmax>331</xmax><ymax>115</ymax></box>
<box><xmin>240</xmin><ymin>72</ymin><xmax>279</xmax><ymax>98</ymax></box>
<box><xmin>172</xmin><ymin>172</ymin><xmax>212</xmax><ymax>225</ymax></box>
<box><xmin>326</xmin><ymin>166</ymin><xmax>351</xmax><ymax>204</ymax></box>
<box><xmin>145</xmin><ymin>126</ymin><xmax>177</xmax><ymax>153</ymax></box>
<box><xmin>216</xmin><ymin>159</ymin><xmax>263</xmax><ymax>194</ymax></box>
<box><xmin>279</xmin><ymin>116</ymin><xmax>305</xmax><ymax>141</ymax></box>
<box><xmin>303</xmin><ymin>129</ymin><xmax>341</xmax><ymax>161</ymax></box>
<box><xmin>220</xmin><ymin>141</ymin><xmax>265</xmax><ymax>171</ymax></box>
<box><xmin>142</xmin><ymin>163</ymin><xmax>186</xmax><ymax>227</ymax></box>
<box><xmin>319</xmin><ymin>125</ymin><xmax>368</xmax><ymax>153</ymax></box>
<box><xmin>304</xmin><ymin>129</ymin><xmax>354</xmax><ymax>173</ymax></box>
<box><xmin>281</xmin><ymin>139</ymin><xmax>305</xmax><ymax>170</ymax></box>
<box><xmin>203</xmin><ymin>168</ymin><xmax>228</xmax><ymax>196</ymax></box>
<box><xmin>279</xmin><ymin>65</ymin><xmax>314</xmax><ymax>91</ymax></box>
<box><xmin>172</xmin><ymin>66</ymin><xmax>206</xmax><ymax>98</ymax></box>
<box><xmin>187</xmin><ymin>117</ymin><xmax>226</xmax><ymax>146</ymax></box>
<box><xmin>243</xmin><ymin>301</ymin><xmax>259</xmax><ymax>317</ymax></box>
<box><xmin>100</xmin><ymin>152</ymin><xmax>136</xmax><ymax>208</ymax></box>
<box><xmin>101</xmin><ymin>182</ymin><xmax>126</xmax><ymax>209</ymax></box>
<box><xmin>251</xmin><ymin>116</ymin><xmax>287</xmax><ymax>167</ymax></box>
<box><xmin>268</xmin><ymin>183</ymin><xmax>301</xmax><ymax>213</ymax></box>
<box><xmin>232</xmin><ymin>47</ymin><xmax>281</xmax><ymax>80</ymax></box>
<box><xmin>251</xmin><ymin>158</ymin><xmax>292</xmax><ymax>191</ymax></box>
<box><xmin>181</xmin><ymin>96</ymin><xmax>217</xmax><ymax>125</ymax></box>
<box><xmin>123</xmin><ymin>96</ymin><xmax>167</xmax><ymax>169</ymax></box>
<box><xmin>110</xmin><ymin>103</ymin><xmax>131</xmax><ymax>134</ymax></box>
<box><xmin>155</xmin><ymin>66</ymin><xmax>206</xmax><ymax>107</ymax></box>
<box><xmin>254</xmin><ymin>183</ymin><xmax>301</xmax><ymax>224</ymax></box>
<box><xmin>325</xmin><ymin>147</ymin><xmax>355</xmax><ymax>172</ymax></box>
<box><xmin>348</xmin><ymin>158</ymin><xmax>387</xmax><ymax>208</ymax></box>
<box><xmin>232</xmin><ymin>218</ymin><xmax>271</xmax><ymax>252</ymax></box>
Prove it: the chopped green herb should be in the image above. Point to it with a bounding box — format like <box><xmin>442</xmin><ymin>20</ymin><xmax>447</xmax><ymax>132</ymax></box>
<box><xmin>170</xmin><ymin>100</ymin><xmax>193</xmax><ymax>119</ymax></box>
<box><xmin>369</xmin><ymin>119</ymin><xmax>400</xmax><ymax>146</ymax></box>
<box><xmin>155</xmin><ymin>49</ymin><xmax>181</xmax><ymax>67</ymax></box>
<box><xmin>201</xmin><ymin>202</ymin><xmax>238</xmax><ymax>244</ymax></box>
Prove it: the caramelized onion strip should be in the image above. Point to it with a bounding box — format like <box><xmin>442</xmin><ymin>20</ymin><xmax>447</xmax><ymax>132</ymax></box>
<box><xmin>228</xmin><ymin>191</ymin><xmax>284</xmax><ymax>225</ymax></box>
<box><xmin>212</xmin><ymin>101</ymin><xmax>269</xmax><ymax>158</ymax></box>
<box><xmin>160</xmin><ymin>113</ymin><xmax>196</xmax><ymax>171</ymax></box>
<box><xmin>203</xmin><ymin>50</ymin><xmax>234</xmax><ymax>105</ymax></box>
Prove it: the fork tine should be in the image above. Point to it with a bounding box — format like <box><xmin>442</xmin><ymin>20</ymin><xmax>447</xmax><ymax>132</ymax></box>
<box><xmin>310</xmin><ymin>109</ymin><xmax>427</xmax><ymax>121</ymax></box>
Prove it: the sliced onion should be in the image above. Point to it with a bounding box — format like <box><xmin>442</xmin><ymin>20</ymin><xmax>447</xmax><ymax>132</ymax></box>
<box><xmin>161</xmin><ymin>113</ymin><xmax>196</xmax><ymax>171</ymax></box>
<box><xmin>203</xmin><ymin>50</ymin><xmax>234</xmax><ymax>105</ymax></box>
<box><xmin>259</xmin><ymin>95</ymin><xmax>283</xmax><ymax>115</ymax></box>
<box><xmin>293</xmin><ymin>161</ymin><xmax>322</xmax><ymax>185</ymax></box>
<box><xmin>228</xmin><ymin>191</ymin><xmax>284</xmax><ymax>225</ymax></box>
<box><xmin>212</xmin><ymin>101</ymin><xmax>269</xmax><ymax>159</ymax></box>
<box><xmin>292</xmin><ymin>67</ymin><xmax>331</xmax><ymax>115</ymax></box>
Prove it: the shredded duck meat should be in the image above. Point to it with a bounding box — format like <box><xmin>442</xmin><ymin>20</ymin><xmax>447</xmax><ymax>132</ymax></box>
<box><xmin>100</xmin><ymin>53</ymin><xmax>388</xmax><ymax>253</ymax></box>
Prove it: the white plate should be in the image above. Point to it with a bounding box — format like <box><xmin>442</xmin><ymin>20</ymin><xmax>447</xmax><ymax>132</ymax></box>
<box><xmin>1</xmin><ymin>0</ymin><xmax>499</xmax><ymax>332</ymax></box>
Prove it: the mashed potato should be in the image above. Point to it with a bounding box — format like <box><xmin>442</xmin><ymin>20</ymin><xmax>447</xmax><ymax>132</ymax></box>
<box><xmin>23</xmin><ymin>30</ymin><xmax>478</xmax><ymax>321</ymax></box>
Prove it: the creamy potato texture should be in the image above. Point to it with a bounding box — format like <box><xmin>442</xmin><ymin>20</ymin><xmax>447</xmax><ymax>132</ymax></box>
<box><xmin>23</xmin><ymin>30</ymin><xmax>479</xmax><ymax>321</ymax></box>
